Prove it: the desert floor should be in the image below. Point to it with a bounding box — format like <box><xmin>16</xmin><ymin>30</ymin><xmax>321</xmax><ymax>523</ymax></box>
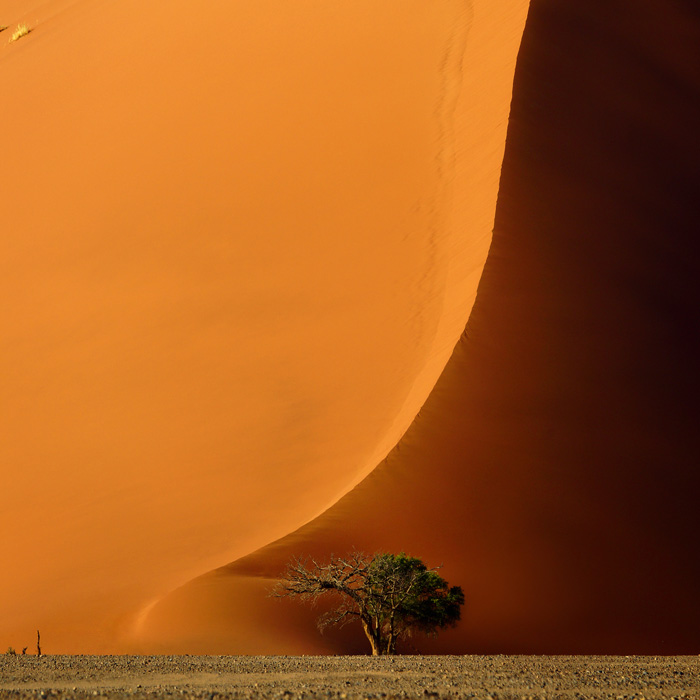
<box><xmin>0</xmin><ymin>655</ymin><xmax>698</xmax><ymax>699</ymax></box>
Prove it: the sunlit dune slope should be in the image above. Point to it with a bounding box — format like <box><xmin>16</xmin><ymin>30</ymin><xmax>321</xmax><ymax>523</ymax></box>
<box><xmin>139</xmin><ymin>0</ymin><xmax>700</xmax><ymax>654</ymax></box>
<box><xmin>0</xmin><ymin>0</ymin><xmax>519</xmax><ymax>652</ymax></box>
<box><xmin>135</xmin><ymin>0</ymin><xmax>531</xmax><ymax>653</ymax></box>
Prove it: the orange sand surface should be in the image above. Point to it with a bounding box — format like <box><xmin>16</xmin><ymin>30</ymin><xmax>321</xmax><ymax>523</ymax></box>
<box><xmin>1</xmin><ymin>0</ymin><xmax>527</xmax><ymax>652</ymax></box>
<box><xmin>6</xmin><ymin>0</ymin><xmax>697</xmax><ymax>657</ymax></box>
<box><xmin>138</xmin><ymin>0</ymin><xmax>700</xmax><ymax>655</ymax></box>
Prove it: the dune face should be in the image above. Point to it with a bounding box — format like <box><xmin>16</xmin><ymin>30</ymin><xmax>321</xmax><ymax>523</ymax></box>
<box><xmin>0</xmin><ymin>0</ymin><xmax>523</xmax><ymax>653</ymax></box>
<box><xmin>138</xmin><ymin>0</ymin><xmax>700</xmax><ymax>654</ymax></box>
<box><xmin>135</xmin><ymin>0</ymin><xmax>531</xmax><ymax>654</ymax></box>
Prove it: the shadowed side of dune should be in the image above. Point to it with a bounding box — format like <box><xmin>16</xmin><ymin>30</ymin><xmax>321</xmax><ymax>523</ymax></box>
<box><xmin>138</xmin><ymin>0</ymin><xmax>700</xmax><ymax>654</ymax></box>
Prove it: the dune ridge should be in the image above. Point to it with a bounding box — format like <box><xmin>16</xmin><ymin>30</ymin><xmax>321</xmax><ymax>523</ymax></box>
<box><xmin>137</xmin><ymin>0</ymin><xmax>700</xmax><ymax>654</ymax></box>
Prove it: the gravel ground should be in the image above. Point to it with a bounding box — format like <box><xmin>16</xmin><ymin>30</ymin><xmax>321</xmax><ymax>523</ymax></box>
<box><xmin>0</xmin><ymin>655</ymin><xmax>698</xmax><ymax>700</ymax></box>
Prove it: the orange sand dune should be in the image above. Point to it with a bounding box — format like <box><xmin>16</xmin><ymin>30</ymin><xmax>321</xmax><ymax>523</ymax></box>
<box><xmin>1</xmin><ymin>0</ymin><xmax>526</xmax><ymax>652</ymax></box>
<box><xmin>138</xmin><ymin>0</ymin><xmax>700</xmax><ymax>654</ymax></box>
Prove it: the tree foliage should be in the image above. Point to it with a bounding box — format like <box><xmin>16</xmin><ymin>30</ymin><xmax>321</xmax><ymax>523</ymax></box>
<box><xmin>272</xmin><ymin>551</ymin><xmax>464</xmax><ymax>655</ymax></box>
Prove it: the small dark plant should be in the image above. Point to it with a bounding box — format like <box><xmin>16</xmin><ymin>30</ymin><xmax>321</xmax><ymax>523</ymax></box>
<box><xmin>5</xmin><ymin>647</ymin><xmax>17</xmax><ymax>656</ymax></box>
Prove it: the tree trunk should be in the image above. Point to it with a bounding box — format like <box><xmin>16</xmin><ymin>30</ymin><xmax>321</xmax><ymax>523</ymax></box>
<box><xmin>386</xmin><ymin>613</ymin><xmax>396</xmax><ymax>655</ymax></box>
<box><xmin>361</xmin><ymin>619</ymin><xmax>382</xmax><ymax>656</ymax></box>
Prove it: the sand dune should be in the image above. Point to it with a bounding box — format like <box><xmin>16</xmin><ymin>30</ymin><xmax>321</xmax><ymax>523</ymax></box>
<box><xmin>1</xmin><ymin>0</ymin><xmax>525</xmax><ymax>652</ymax></box>
<box><xmin>137</xmin><ymin>0</ymin><xmax>700</xmax><ymax>654</ymax></box>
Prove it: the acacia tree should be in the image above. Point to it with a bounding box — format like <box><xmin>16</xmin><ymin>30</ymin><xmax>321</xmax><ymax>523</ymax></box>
<box><xmin>272</xmin><ymin>551</ymin><xmax>464</xmax><ymax>655</ymax></box>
